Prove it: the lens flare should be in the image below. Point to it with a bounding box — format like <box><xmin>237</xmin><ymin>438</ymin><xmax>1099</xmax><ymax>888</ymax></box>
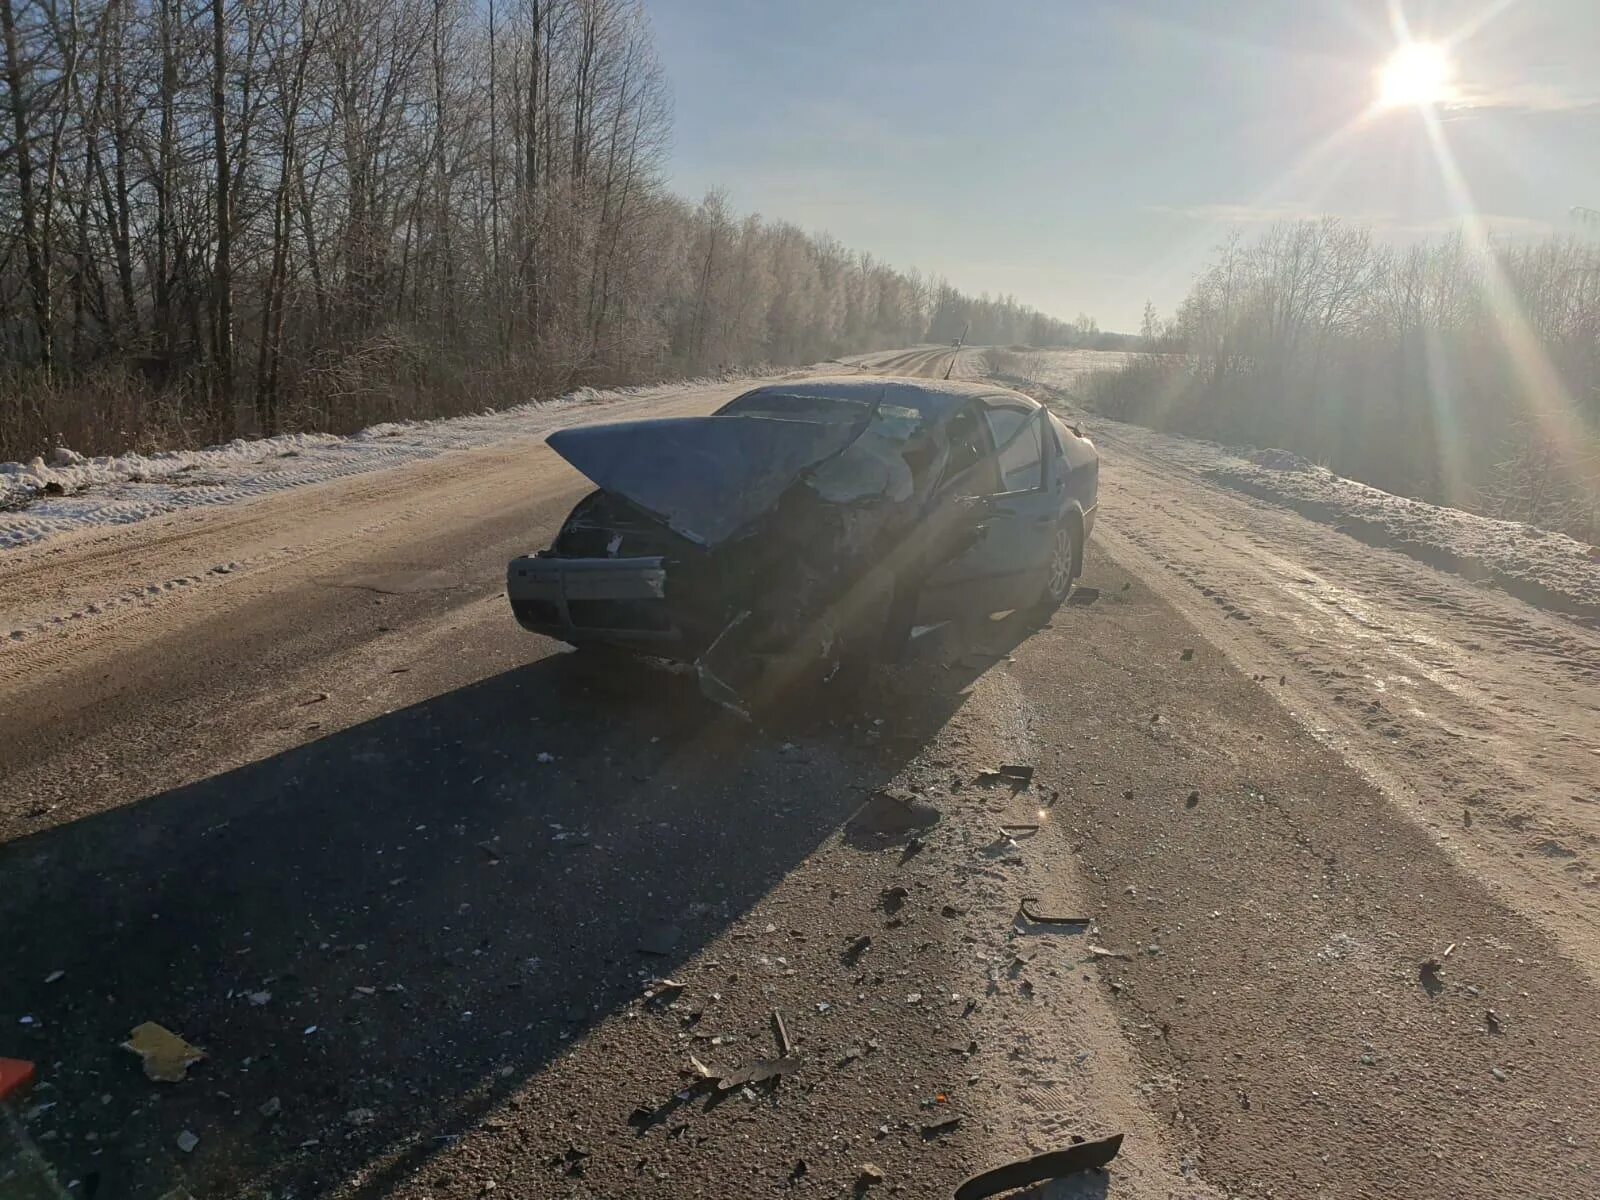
<box><xmin>1377</xmin><ymin>42</ymin><xmax>1455</xmax><ymax>108</ymax></box>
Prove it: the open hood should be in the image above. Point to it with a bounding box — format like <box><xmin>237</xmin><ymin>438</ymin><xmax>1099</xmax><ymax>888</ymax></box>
<box><xmin>546</xmin><ymin>416</ymin><xmax>862</xmax><ymax>547</ymax></box>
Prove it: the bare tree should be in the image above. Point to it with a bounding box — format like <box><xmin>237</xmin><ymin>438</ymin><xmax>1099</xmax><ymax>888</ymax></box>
<box><xmin>0</xmin><ymin>0</ymin><xmax>1082</xmax><ymax>462</ymax></box>
<box><xmin>1088</xmin><ymin>218</ymin><xmax>1600</xmax><ymax>541</ymax></box>
<box><xmin>210</xmin><ymin>0</ymin><xmax>233</xmax><ymax>416</ymax></box>
<box><xmin>2</xmin><ymin>0</ymin><xmax>52</xmax><ymax>371</ymax></box>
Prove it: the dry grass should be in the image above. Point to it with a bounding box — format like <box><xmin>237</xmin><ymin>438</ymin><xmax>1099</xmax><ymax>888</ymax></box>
<box><xmin>0</xmin><ymin>346</ymin><xmax>626</xmax><ymax>465</ymax></box>
<box><xmin>0</xmin><ymin>368</ymin><xmax>219</xmax><ymax>462</ymax></box>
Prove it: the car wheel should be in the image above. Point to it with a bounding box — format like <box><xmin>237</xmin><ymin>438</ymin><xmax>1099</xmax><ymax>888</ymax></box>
<box><xmin>1040</xmin><ymin>520</ymin><xmax>1077</xmax><ymax>606</ymax></box>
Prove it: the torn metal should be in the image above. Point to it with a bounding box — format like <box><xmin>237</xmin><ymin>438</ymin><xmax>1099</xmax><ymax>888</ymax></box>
<box><xmin>1017</xmin><ymin>898</ymin><xmax>1090</xmax><ymax>926</ymax></box>
<box><xmin>714</xmin><ymin>1055</ymin><xmax>800</xmax><ymax>1092</ymax></box>
<box><xmin>545</xmin><ymin>416</ymin><xmax>864</xmax><ymax>549</ymax></box>
<box><xmin>533</xmin><ymin>383</ymin><xmax>989</xmax><ymax>711</ymax></box>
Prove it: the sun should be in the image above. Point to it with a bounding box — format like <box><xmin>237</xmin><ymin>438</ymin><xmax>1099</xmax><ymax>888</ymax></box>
<box><xmin>1377</xmin><ymin>42</ymin><xmax>1456</xmax><ymax>108</ymax></box>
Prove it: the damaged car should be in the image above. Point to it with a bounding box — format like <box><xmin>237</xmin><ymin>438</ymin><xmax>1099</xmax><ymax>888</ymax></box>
<box><xmin>507</xmin><ymin>377</ymin><xmax>1097</xmax><ymax>709</ymax></box>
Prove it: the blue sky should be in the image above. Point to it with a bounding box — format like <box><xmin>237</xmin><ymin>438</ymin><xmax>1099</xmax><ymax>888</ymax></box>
<box><xmin>648</xmin><ymin>0</ymin><xmax>1599</xmax><ymax>330</ymax></box>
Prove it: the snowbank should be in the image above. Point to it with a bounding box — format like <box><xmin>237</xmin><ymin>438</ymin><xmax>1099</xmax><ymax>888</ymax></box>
<box><xmin>1084</xmin><ymin>414</ymin><xmax>1600</xmax><ymax>624</ymax></box>
<box><xmin>1004</xmin><ymin>350</ymin><xmax>1600</xmax><ymax>625</ymax></box>
<box><xmin>1201</xmin><ymin>457</ymin><xmax>1600</xmax><ymax>622</ymax></box>
<box><xmin>0</xmin><ymin>375</ymin><xmax>763</xmax><ymax>551</ymax></box>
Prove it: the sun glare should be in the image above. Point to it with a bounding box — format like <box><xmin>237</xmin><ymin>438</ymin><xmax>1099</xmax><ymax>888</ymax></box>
<box><xmin>1377</xmin><ymin>41</ymin><xmax>1455</xmax><ymax>108</ymax></box>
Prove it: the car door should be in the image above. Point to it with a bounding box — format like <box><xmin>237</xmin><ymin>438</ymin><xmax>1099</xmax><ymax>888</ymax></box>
<box><xmin>914</xmin><ymin>398</ymin><xmax>1060</xmax><ymax>622</ymax></box>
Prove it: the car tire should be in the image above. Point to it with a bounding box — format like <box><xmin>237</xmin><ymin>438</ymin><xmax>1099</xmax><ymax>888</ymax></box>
<box><xmin>1039</xmin><ymin>519</ymin><xmax>1078</xmax><ymax>607</ymax></box>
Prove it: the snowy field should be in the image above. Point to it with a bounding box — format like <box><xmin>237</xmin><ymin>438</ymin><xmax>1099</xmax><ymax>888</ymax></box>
<box><xmin>0</xmin><ymin>375</ymin><xmax>766</xmax><ymax>551</ymax></box>
<box><xmin>1016</xmin><ymin>349</ymin><xmax>1600</xmax><ymax>623</ymax></box>
<box><xmin>987</xmin><ymin>346</ymin><xmax>1144</xmax><ymax>390</ymax></box>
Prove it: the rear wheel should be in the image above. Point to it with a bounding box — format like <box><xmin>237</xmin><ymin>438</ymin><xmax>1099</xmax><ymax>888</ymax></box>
<box><xmin>1040</xmin><ymin>520</ymin><xmax>1078</xmax><ymax>606</ymax></box>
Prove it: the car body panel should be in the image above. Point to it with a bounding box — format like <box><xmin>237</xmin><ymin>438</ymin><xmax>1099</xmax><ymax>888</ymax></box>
<box><xmin>545</xmin><ymin>416</ymin><xmax>860</xmax><ymax>547</ymax></box>
<box><xmin>914</xmin><ymin>401</ymin><xmax>1078</xmax><ymax>621</ymax></box>
<box><xmin>507</xmin><ymin>553</ymin><xmax>686</xmax><ymax>651</ymax></box>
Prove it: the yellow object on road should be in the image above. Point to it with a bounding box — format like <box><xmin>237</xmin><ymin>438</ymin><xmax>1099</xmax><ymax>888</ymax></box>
<box><xmin>122</xmin><ymin>1022</ymin><xmax>206</xmax><ymax>1083</ymax></box>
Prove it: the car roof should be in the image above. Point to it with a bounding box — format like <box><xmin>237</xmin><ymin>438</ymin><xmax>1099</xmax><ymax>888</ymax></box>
<box><xmin>728</xmin><ymin>375</ymin><xmax>1040</xmax><ymax>421</ymax></box>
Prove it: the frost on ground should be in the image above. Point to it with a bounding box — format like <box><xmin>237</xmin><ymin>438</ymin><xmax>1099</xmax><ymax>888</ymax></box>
<box><xmin>1200</xmin><ymin>454</ymin><xmax>1600</xmax><ymax>622</ymax></box>
<box><xmin>0</xmin><ymin>374</ymin><xmax>766</xmax><ymax>551</ymax></box>
<box><xmin>1011</xmin><ymin>348</ymin><xmax>1600</xmax><ymax>625</ymax></box>
<box><xmin>983</xmin><ymin>346</ymin><xmax>1144</xmax><ymax>393</ymax></box>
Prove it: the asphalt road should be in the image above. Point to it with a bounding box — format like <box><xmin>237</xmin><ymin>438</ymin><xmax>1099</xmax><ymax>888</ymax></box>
<box><xmin>2</xmin><ymin>350</ymin><xmax>1597</xmax><ymax>1199</ymax></box>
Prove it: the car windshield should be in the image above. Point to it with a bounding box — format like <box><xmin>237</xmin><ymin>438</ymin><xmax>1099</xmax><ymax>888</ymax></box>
<box><xmin>716</xmin><ymin>392</ymin><xmax>868</xmax><ymax>423</ymax></box>
<box><xmin>717</xmin><ymin>391</ymin><xmax>931</xmax><ymax>442</ymax></box>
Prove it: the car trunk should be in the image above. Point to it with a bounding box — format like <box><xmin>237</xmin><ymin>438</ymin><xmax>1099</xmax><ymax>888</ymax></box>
<box><xmin>541</xmin><ymin>410</ymin><xmax>960</xmax><ymax>709</ymax></box>
<box><xmin>545</xmin><ymin>416</ymin><xmax>865</xmax><ymax>549</ymax></box>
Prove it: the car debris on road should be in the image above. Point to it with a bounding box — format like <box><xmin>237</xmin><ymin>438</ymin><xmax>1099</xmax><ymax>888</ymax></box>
<box><xmin>641</xmin><ymin>978</ymin><xmax>685</xmax><ymax>1005</ymax></box>
<box><xmin>637</xmin><ymin>922</ymin><xmax>683</xmax><ymax>956</ymax></box>
<box><xmin>1017</xmin><ymin>898</ymin><xmax>1090</xmax><ymax>926</ymax></box>
<box><xmin>121</xmin><ymin>1022</ymin><xmax>205</xmax><ymax>1083</ymax></box>
<box><xmin>771</xmin><ymin>1009</ymin><xmax>794</xmax><ymax>1057</ymax></box>
<box><xmin>713</xmin><ymin>1055</ymin><xmax>800</xmax><ymax>1093</ymax></box>
<box><xmin>953</xmin><ymin>1133</ymin><xmax>1125</xmax><ymax>1200</ymax></box>
<box><xmin>1086</xmin><ymin>944</ymin><xmax>1132</xmax><ymax>961</ymax></box>
<box><xmin>843</xmin><ymin>934</ymin><xmax>873</xmax><ymax>964</ymax></box>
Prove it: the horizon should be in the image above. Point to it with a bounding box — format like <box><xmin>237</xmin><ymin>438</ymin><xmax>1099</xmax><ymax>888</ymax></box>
<box><xmin>651</xmin><ymin>0</ymin><xmax>1599</xmax><ymax>331</ymax></box>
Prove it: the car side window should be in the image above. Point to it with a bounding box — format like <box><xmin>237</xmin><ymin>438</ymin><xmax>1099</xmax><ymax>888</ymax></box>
<box><xmin>985</xmin><ymin>404</ymin><xmax>1043</xmax><ymax>492</ymax></box>
<box><xmin>984</xmin><ymin>405</ymin><xmax>1029</xmax><ymax>449</ymax></box>
<box><xmin>940</xmin><ymin>404</ymin><xmax>1001</xmax><ymax>496</ymax></box>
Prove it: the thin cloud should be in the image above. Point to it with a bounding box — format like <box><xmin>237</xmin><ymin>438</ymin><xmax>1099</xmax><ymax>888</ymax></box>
<box><xmin>1145</xmin><ymin>202</ymin><xmax>1326</xmax><ymax>225</ymax></box>
<box><xmin>1147</xmin><ymin>204</ymin><xmax>1559</xmax><ymax>242</ymax></box>
<box><xmin>1445</xmin><ymin>81</ymin><xmax>1600</xmax><ymax>115</ymax></box>
<box><xmin>1399</xmin><ymin>213</ymin><xmax>1558</xmax><ymax>239</ymax></box>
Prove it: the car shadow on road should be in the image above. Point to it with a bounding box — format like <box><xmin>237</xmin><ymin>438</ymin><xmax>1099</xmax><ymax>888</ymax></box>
<box><xmin>0</xmin><ymin>609</ymin><xmax>1061</xmax><ymax>1199</ymax></box>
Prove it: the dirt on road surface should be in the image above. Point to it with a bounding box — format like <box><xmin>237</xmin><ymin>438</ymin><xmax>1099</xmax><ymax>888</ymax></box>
<box><xmin>2</xmin><ymin>356</ymin><xmax>1597</xmax><ymax>1200</ymax></box>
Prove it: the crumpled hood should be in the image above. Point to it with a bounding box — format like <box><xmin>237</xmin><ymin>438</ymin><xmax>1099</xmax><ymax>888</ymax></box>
<box><xmin>546</xmin><ymin>416</ymin><xmax>863</xmax><ymax>546</ymax></box>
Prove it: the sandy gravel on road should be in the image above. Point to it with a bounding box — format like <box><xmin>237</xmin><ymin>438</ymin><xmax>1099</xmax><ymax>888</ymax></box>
<box><xmin>1010</xmin><ymin>549</ymin><xmax>1600</xmax><ymax>1200</ymax></box>
<box><xmin>1086</xmin><ymin>422</ymin><xmax>1600</xmax><ymax>984</ymax></box>
<box><xmin>355</xmin><ymin>652</ymin><xmax>1217</xmax><ymax>1200</ymax></box>
<box><xmin>0</xmin><ymin>384</ymin><xmax>758</xmax><ymax>836</ymax></box>
<box><xmin>0</xmin><ymin>384</ymin><xmax>736</xmax><ymax>655</ymax></box>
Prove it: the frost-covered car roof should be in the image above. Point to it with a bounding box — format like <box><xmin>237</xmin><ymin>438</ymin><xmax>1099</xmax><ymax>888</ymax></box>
<box><xmin>717</xmin><ymin>375</ymin><xmax>1039</xmax><ymax>423</ymax></box>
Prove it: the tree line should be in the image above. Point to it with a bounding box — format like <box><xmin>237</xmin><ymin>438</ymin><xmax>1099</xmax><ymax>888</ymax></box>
<box><xmin>0</xmin><ymin>0</ymin><xmax>1086</xmax><ymax>460</ymax></box>
<box><xmin>1088</xmin><ymin>219</ymin><xmax>1600</xmax><ymax>542</ymax></box>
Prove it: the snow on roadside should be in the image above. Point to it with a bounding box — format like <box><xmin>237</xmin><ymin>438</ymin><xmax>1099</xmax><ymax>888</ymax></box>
<box><xmin>1007</xmin><ymin>349</ymin><xmax>1600</xmax><ymax>624</ymax></box>
<box><xmin>992</xmin><ymin>347</ymin><xmax>1142</xmax><ymax>391</ymax></box>
<box><xmin>0</xmin><ymin>374</ymin><xmax>765</xmax><ymax>551</ymax></box>
<box><xmin>1198</xmin><ymin>453</ymin><xmax>1600</xmax><ymax>622</ymax></box>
